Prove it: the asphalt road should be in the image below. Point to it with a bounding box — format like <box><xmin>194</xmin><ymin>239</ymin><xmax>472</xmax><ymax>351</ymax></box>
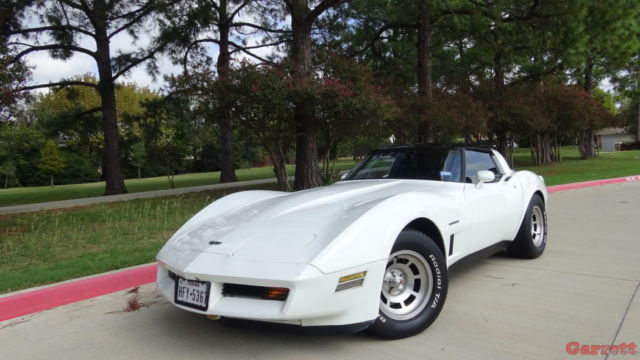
<box><xmin>1</xmin><ymin>182</ymin><xmax>639</xmax><ymax>360</ymax></box>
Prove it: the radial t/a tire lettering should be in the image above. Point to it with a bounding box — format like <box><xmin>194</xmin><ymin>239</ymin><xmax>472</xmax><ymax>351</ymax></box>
<box><xmin>368</xmin><ymin>229</ymin><xmax>448</xmax><ymax>339</ymax></box>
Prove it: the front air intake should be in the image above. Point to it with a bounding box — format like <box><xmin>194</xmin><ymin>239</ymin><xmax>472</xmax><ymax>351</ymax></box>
<box><xmin>222</xmin><ymin>283</ymin><xmax>289</xmax><ymax>301</ymax></box>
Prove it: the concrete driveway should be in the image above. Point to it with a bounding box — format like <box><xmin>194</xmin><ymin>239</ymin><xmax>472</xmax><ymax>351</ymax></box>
<box><xmin>1</xmin><ymin>182</ymin><xmax>638</xmax><ymax>360</ymax></box>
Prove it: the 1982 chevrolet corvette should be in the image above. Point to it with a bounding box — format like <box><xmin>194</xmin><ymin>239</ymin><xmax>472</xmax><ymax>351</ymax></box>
<box><xmin>156</xmin><ymin>144</ymin><xmax>548</xmax><ymax>339</ymax></box>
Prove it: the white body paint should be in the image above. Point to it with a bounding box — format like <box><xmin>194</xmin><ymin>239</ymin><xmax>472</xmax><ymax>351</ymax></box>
<box><xmin>156</xmin><ymin>149</ymin><xmax>547</xmax><ymax>327</ymax></box>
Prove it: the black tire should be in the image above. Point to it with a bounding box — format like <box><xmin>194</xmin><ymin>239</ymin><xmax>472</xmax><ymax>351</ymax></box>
<box><xmin>368</xmin><ymin>229</ymin><xmax>448</xmax><ymax>339</ymax></box>
<box><xmin>507</xmin><ymin>195</ymin><xmax>547</xmax><ymax>259</ymax></box>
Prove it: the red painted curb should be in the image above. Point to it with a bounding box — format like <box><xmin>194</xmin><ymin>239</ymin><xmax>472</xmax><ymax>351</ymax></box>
<box><xmin>0</xmin><ymin>264</ymin><xmax>156</xmax><ymax>322</ymax></box>
<box><xmin>1</xmin><ymin>174</ymin><xmax>639</xmax><ymax>323</ymax></box>
<box><xmin>547</xmin><ymin>175</ymin><xmax>640</xmax><ymax>193</ymax></box>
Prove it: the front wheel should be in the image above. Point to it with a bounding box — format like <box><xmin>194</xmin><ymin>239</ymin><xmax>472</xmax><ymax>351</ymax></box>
<box><xmin>507</xmin><ymin>195</ymin><xmax>548</xmax><ymax>259</ymax></box>
<box><xmin>368</xmin><ymin>229</ymin><xmax>448</xmax><ymax>339</ymax></box>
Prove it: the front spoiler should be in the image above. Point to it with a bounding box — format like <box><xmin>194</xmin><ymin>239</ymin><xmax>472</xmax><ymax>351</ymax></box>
<box><xmin>220</xmin><ymin>317</ymin><xmax>375</xmax><ymax>335</ymax></box>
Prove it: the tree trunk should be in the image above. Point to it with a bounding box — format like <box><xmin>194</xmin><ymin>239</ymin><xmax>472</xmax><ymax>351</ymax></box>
<box><xmin>417</xmin><ymin>5</ymin><xmax>434</xmax><ymax>143</ymax></box>
<box><xmin>290</xmin><ymin>1</ymin><xmax>322</xmax><ymax>191</ymax></box>
<box><xmin>94</xmin><ymin>8</ymin><xmax>127</xmax><ymax>195</ymax></box>
<box><xmin>217</xmin><ymin>0</ymin><xmax>237</xmax><ymax>183</ymax></box>
<box><xmin>273</xmin><ymin>158</ymin><xmax>290</xmax><ymax>191</ymax></box>
<box><xmin>636</xmin><ymin>99</ymin><xmax>640</xmax><ymax>142</ymax></box>
<box><xmin>553</xmin><ymin>135</ymin><xmax>560</xmax><ymax>162</ymax></box>
<box><xmin>579</xmin><ymin>56</ymin><xmax>597</xmax><ymax>159</ymax></box>
<box><xmin>50</xmin><ymin>174</ymin><xmax>53</xmax><ymax>187</ymax></box>
<box><xmin>531</xmin><ymin>133</ymin><xmax>554</xmax><ymax>165</ymax></box>
<box><xmin>583</xmin><ymin>56</ymin><xmax>594</xmax><ymax>94</ymax></box>
<box><xmin>456</xmin><ymin>39</ymin><xmax>471</xmax><ymax>94</ymax></box>
<box><xmin>495</xmin><ymin>129</ymin><xmax>509</xmax><ymax>160</ymax></box>
<box><xmin>137</xmin><ymin>166</ymin><xmax>141</xmax><ymax>180</ymax></box>
<box><xmin>265</xmin><ymin>144</ymin><xmax>291</xmax><ymax>191</ymax></box>
<box><xmin>274</xmin><ymin>151</ymin><xmax>291</xmax><ymax>192</ymax></box>
<box><xmin>493</xmin><ymin>48</ymin><xmax>511</xmax><ymax>162</ymax></box>
<box><xmin>322</xmin><ymin>140</ymin><xmax>333</xmax><ymax>182</ymax></box>
<box><xmin>577</xmin><ymin>128</ymin><xmax>596</xmax><ymax>159</ymax></box>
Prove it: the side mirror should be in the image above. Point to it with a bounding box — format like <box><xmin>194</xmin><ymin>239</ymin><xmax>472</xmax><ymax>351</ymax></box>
<box><xmin>475</xmin><ymin>170</ymin><xmax>495</xmax><ymax>188</ymax></box>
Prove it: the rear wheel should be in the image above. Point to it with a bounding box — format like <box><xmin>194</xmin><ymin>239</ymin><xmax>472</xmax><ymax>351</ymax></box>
<box><xmin>368</xmin><ymin>229</ymin><xmax>448</xmax><ymax>339</ymax></box>
<box><xmin>507</xmin><ymin>195</ymin><xmax>547</xmax><ymax>259</ymax></box>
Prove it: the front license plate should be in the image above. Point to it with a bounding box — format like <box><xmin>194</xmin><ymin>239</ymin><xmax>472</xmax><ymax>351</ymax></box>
<box><xmin>174</xmin><ymin>276</ymin><xmax>210</xmax><ymax>311</ymax></box>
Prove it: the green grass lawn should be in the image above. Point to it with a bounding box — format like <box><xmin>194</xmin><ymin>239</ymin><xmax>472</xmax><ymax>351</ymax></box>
<box><xmin>0</xmin><ymin>160</ymin><xmax>356</xmax><ymax>207</ymax></box>
<box><xmin>1</xmin><ymin>148</ymin><xmax>639</xmax><ymax>294</ymax></box>
<box><xmin>512</xmin><ymin>147</ymin><xmax>640</xmax><ymax>186</ymax></box>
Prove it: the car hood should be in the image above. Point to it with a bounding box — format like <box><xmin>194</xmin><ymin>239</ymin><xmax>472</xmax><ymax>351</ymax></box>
<box><xmin>159</xmin><ymin>179</ymin><xmax>455</xmax><ymax>268</ymax></box>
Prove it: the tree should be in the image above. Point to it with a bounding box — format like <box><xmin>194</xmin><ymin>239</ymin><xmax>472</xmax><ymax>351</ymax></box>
<box><xmin>0</xmin><ymin>160</ymin><xmax>16</xmax><ymax>188</ymax></box>
<box><xmin>326</xmin><ymin>0</ymin><xmax>482</xmax><ymax>142</ymax></box>
<box><xmin>31</xmin><ymin>76</ymin><xmax>161</xmax><ymax>177</ymax></box>
<box><xmin>0</xmin><ymin>120</ymin><xmax>45</xmax><ymax>186</ymax></box>
<box><xmin>0</xmin><ymin>1</ymin><xmax>31</xmax><ymax>122</ymax></box>
<box><xmin>130</xmin><ymin>141</ymin><xmax>147</xmax><ymax>179</ymax></box>
<box><xmin>159</xmin><ymin>0</ymin><xmax>289</xmax><ymax>183</ymax></box>
<box><xmin>613</xmin><ymin>55</ymin><xmax>640</xmax><ymax>143</ymax></box>
<box><xmin>314</xmin><ymin>53</ymin><xmax>390</xmax><ymax>181</ymax></box>
<box><xmin>230</xmin><ymin>63</ymin><xmax>295</xmax><ymax>190</ymax></box>
<box><xmin>136</xmin><ymin>93</ymin><xmax>197</xmax><ymax>188</ymax></box>
<box><xmin>619</xmin><ymin>98</ymin><xmax>640</xmax><ymax>144</ymax></box>
<box><xmin>556</xmin><ymin>0</ymin><xmax>640</xmax><ymax>158</ymax></box>
<box><xmin>39</xmin><ymin>140</ymin><xmax>65</xmax><ymax>186</ymax></box>
<box><xmin>285</xmin><ymin>0</ymin><xmax>347</xmax><ymax>190</ymax></box>
<box><xmin>7</xmin><ymin>0</ymin><xmax>165</xmax><ymax>194</ymax></box>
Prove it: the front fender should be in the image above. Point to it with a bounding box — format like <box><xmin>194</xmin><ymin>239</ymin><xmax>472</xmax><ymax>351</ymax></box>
<box><xmin>310</xmin><ymin>191</ymin><xmax>459</xmax><ymax>274</ymax></box>
<box><xmin>515</xmin><ymin>171</ymin><xmax>548</xmax><ymax>205</ymax></box>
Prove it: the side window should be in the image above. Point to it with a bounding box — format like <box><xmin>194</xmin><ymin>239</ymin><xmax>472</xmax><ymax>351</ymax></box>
<box><xmin>440</xmin><ymin>150</ymin><xmax>462</xmax><ymax>182</ymax></box>
<box><xmin>464</xmin><ymin>150</ymin><xmax>501</xmax><ymax>183</ymax></box>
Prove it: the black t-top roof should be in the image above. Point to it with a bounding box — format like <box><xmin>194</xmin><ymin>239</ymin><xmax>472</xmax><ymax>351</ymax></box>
<box><xmin>379</xmin><ymin>143</ymin><xmax>494</xmax><ymax>153</ymax></box>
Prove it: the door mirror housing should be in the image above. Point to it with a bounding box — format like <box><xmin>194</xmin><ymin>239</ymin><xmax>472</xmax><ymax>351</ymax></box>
<box><xmin>475</xmin><ymin>170</ymin><xmax>495</xmax><ymax>188</ymax></box>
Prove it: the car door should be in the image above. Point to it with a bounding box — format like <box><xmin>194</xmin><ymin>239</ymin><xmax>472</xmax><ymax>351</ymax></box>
<box><xmin>460</xmin><ymin>150</ymin><xmax>523</xmax><ymax>254</ymax></box>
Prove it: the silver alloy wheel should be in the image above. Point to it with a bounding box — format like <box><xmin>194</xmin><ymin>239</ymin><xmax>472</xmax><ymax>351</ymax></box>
<box><xmin>380</xmin><ymin>250</ymin><xmax>433</xmax><ymax>321</ymax></box>
<box><xmin>531</xmin><ymin>205</ymin><xmax>545</xmax><ymax>247</ymax></box>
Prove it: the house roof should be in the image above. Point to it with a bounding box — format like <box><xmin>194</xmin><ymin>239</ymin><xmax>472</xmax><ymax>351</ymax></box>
<box><xmin>597</xmin><ymin>127</ymin><xmax>629</xmax><ymax>136</ymax></box>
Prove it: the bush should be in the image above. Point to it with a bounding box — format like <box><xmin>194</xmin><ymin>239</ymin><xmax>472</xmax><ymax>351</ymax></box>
<box><xmin>56</xmin><ymin>152</ymin><xmax>98</xmax><ymax>184</ymax></box>
<box><xmin>621</xmin><ymin>142</ymin><xmax>640</xmax><ymax>151</ymax></box>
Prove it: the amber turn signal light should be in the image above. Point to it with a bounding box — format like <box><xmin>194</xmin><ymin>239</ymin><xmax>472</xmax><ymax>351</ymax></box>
<box><xmin>263</xmin><ymin>287</ymin><xmax>289</xmax><ymax>301</ymax></box>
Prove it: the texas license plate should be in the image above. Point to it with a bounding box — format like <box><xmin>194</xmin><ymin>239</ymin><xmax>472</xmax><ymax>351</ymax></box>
<box><xmin>174</xmin><ymin>276</ymin><xmax>210</xmax><ymax>311</ymax></box>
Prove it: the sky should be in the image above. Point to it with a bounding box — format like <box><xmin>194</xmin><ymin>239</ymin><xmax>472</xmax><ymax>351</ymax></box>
<box><xmin>21</xmin><ymin>10</ymin><xmax>277</xmax><ymax>94</ymax></box>
<box><xmin>24</xmin><ymin>29</ymin><xmax>184</xmax><ymax>93</ymax></box>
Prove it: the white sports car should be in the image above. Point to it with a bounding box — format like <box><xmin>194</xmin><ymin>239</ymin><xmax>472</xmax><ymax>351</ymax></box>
<box><xmin>156</xmin><ymin>145</ymin><xmax>548</xmax><ymax>338</ymax></box>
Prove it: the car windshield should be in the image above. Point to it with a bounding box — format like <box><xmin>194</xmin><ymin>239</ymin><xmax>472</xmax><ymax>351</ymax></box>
<box><xmin>345</xmin><ymin>149</ymin><xmax>463</xmax><ymax>182</ymax></box>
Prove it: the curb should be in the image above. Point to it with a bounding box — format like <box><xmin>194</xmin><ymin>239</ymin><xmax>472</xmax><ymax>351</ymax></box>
<box><xmin>1</xmin><ymin>174</ymin><xmax>639</xmax><ymax>323</ymax></box>
<box><xmin>546</xmin><ymin>175</ymin><xmax>640</xmax><ymax>193</ymax></box>
<box><xmin>0</xmin><ymin>264</ymin><xmax>156</xmax><ymax>322</ymax></box>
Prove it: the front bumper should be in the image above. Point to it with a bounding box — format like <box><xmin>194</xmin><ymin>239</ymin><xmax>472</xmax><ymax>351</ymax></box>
<box><xmin>156</xmin><ymin>249</ymin><xmax>386</xmax><ymax>327</ymax></box>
